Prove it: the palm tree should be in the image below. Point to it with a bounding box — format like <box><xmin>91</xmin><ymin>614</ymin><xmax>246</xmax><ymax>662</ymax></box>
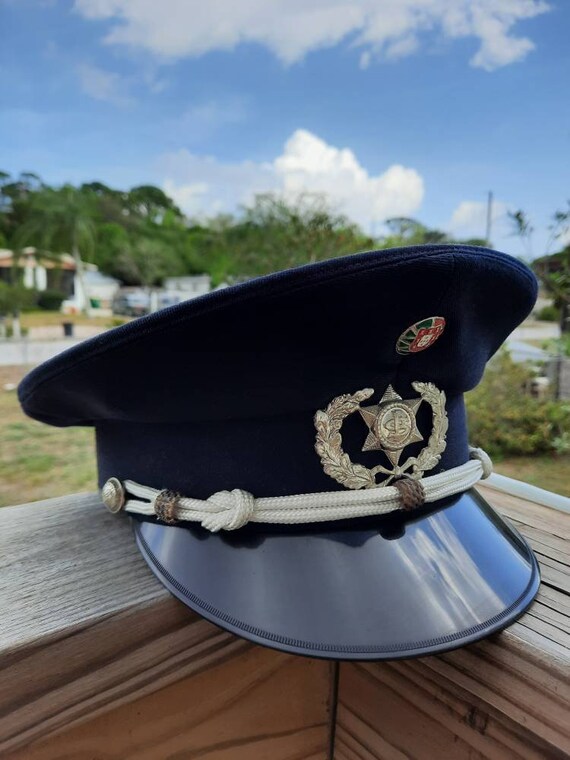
<box><xmin>17</xmin><ymin>185</ymin><xmax>97</xmax><ymax>314</ymax></box>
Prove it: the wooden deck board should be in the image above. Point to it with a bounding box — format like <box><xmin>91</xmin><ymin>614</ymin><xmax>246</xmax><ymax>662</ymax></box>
<box><xmin>0</xmin><ymin>484</ymin><xmax>568</xmax><ymax>757</ymax></box>
<box><xmin>4</xmin><ymin>649</ymin><xmax>332</xmax><ymax>760</ymax></box>
<box><xmin>0</xmin><ymin>493</ymin><xmax>332</xmax><ymax>758</ymax></box>
<box><xmin>336</xmin><ymin>484</ymin><xmax>570</xmax><ymax>760</ymax></box>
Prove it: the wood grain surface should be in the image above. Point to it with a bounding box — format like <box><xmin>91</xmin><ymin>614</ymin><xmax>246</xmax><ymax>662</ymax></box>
<box><xmin>0</xmin><ymin>494</ymin><xmax>250</xmax><ymax>754</ymax></box>
<box><xmin>1</xmin><ymin>484</ymin><xmax>569</xmax><ymax>759</ymax></box>
<box><xmin>5</xmin><ymin>647</ymin><xmax>332</xmax><ymax>760</ymax></box>
<box><xmin>336</xmin><ymin>484</ymin><xmax>570</xmax><ymax>760</ymax></box>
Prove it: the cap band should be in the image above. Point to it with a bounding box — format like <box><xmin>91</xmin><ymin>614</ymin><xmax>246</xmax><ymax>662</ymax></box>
<box><xmin>102</xmin><ymin>447</ymin><xmax>492</xmax><ymax>532</ymax></box>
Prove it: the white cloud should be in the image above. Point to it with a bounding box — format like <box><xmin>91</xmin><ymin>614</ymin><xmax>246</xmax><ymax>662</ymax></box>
<box><xmin>158</xmin><ymin>152</ymin><xmax>275</xmax><ymax>218</ymax></box>
<box><xmin>77</xmin><ymin>63</ymin><xmax>134</xmax><ymax>106</ymax></box>
<box><xmin>159</xmin><ymin>128</ymin><xmax>424</xmax><ymax>224</ymax></box>
<box><xmin>74</xmin><ymin>0</ymin><xmax>550</xmax><ymax>71</ymax></box>
<box><xmin>162</xmin><ymin>179</ymin><xmax>210</xmax><ymax>213</ymax></box>
<box><xmin>448</xmin><ymin>198</ymin><xmax>510</xmax><ymax>238</ymax></box>
<box><xmin>468</xmin><ymin>3</ymin><xmax>538</xmax><ymax>71</ymax></box>
<box><xmin>141</xmin><ymin>68</ymin><xmax>169</xmax><ymax>94</ymax></box>
<box><xmin>161</xmin><ymin>99</ymin><xmax>247</xmax><ymax>142</ymax></box>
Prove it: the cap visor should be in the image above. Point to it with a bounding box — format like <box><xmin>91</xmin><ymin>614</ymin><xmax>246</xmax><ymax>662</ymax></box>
<box><xmin>134</xmin><ymin>488</ymin><xmax>539</xmax><ymax>660</ymax></box>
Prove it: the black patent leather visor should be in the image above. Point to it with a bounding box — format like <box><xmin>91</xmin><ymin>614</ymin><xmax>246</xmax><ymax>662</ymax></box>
<box><xmin>134</xmin><ymin>488</ymin><xmax>539</xmax><ymax>660</ymax></box>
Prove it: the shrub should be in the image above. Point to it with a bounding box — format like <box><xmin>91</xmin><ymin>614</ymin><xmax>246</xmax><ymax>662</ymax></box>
<box><xmin>0</xmin><ymin>282</ymin><xmax>38</xmax><ymax>314</ymax></box>
<box><xmin>543</xmin><ymin>334</ymin><xmax>570</xmax><ymax>357</ymax></box>
<box><xmin>536</xmin><ymin>304</ymin><xmax>559</xmax><ymax>322</ymax></box>
<box><xmin>465</xmin><ymin>350</ymin><xmax>570</xmax><ymax>458</ymax></box>
<box><xmin>4</xmin><ymin>325</ymin><xmax>29</xmax><ymax>338</ymax></box>
<box><xmin>107</xmin><ymin>317</ymin><xmax>128</xmax><ymax>328</ymax></box>
<box><xmin>37</xmin><ymin>289</ymin><xmax>66</xmax><ymax>311</ymax></box>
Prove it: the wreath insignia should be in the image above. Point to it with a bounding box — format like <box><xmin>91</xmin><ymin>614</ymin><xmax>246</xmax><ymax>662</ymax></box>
<box><xmin>314</xmin><ymin>382</ymin><xmax>448</xmax><ymax>490</ymax></box>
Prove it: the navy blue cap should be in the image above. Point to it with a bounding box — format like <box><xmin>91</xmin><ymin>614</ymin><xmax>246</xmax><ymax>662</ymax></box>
<box><xmin>19</xmin><ymin>245</ymin><xmax>540</xmax><ymax>659</ymax></box>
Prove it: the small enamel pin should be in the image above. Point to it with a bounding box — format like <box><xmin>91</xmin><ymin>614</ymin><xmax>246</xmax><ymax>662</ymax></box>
<box><xmin>396</xmin><ymin>316</ymin><xmax>445</xmax><ymax>355</ymax></box>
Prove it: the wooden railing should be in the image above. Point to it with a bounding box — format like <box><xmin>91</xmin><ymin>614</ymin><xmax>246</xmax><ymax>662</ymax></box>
<box><xmin>1</xmin><ymin>484</ymin><xmax>569</xmax><ymax>759</ymax></box>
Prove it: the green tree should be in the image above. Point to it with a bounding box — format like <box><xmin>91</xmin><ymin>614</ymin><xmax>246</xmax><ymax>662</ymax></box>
<box><xmin>516</xmin><ymin>202</ymin><xmax>570</xmax><ymax>333</ymax></box>
<box><xmin>114</xmin><ymin>237</ymin><xmax>181</xmax><ymax>287</ymax></box>
<box><xmin>127</xmin><ymin>185</ymin><xmax>182</xmax><ymax>223</ymax></box>
<box><xmin>0</xmin><ymin>171</ymin><xmax>11</xmax><ymax>215</ymax></box>
<box><xmin>534</xmin><ymin>246</ymin><xmax>570</xmax><ymax>334</ymax></box>
<box><xmin>94</xmin><ymin>222</ymin><xmax>132</xmax><ymax>276</ymax></box>
<box><xmin>508</xmin><ymin>209</ymin><xmax>534</xmax><ymax>259</ymax></box>
<box><xmin>0</xmin><ymin>171</ymin><xmax>45</xmax><ymax>243</ymax></box>
<box><xmin>0</xmin><ymin>282</ymin><xmax>37</xmax><ymax>337</ymax></box>
<box><xmin>379</xmin><ymin>218</ymin><xmax>450</xmax><ymax>248</ymax></box>
<box><xmin>212</xmin><ymin>193</ymin><xmax>374</xmax><ymax>280</ymax></box>
<box><xmin>0</xmin><ymin>177</ymin><xmax>8</xmax><ymax>245</ymax></box>
<box><xmin>16</xmin><ymin>185</ymin><xmax>97</xmax><ymax>313</ymax></box>
<box><xmin>548</xmin><ymin>200</ymin><xmax>570</xmax><ymax>252</ymax></box>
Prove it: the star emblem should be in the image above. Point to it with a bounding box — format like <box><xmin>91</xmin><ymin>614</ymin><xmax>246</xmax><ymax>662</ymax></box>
<box><xmin>358</xmin><ymin>385</ymin><xmax>423</xmax><ymax>467</ymax></box>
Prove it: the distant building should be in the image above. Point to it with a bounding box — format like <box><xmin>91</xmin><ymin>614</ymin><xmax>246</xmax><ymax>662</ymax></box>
<box><xmin>0</xmin><ymin>247</ymin><xmax>120</xmax><ymax>314</ymax></box>
<box><xmin>0</xmin><ymin>247</ymin><xmax>75</xmax><ymax>293</ymax></box>
<box><xmin>163</xmin><ymin>275</ymin><xmax>211</xmax><ymax>298</ymax></box>
<box><xmin>64</xmin><ymin>269</ymin><xmax>120</xmax><ymax>314</ymax></box>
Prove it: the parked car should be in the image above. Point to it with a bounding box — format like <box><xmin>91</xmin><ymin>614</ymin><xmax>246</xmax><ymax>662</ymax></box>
<box><xmin>112</xmin><ymin>289</ymin><xmax>150</xmax><ymax>317</ymax></box>
<box><xmin>156</xmin><ymin>291</ymin><xmax>185</xmax><ymax>309</ymax></box>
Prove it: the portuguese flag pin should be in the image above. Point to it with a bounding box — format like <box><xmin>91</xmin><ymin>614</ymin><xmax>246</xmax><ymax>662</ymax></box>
<box><xmin>396</xmin><ymin>316</ymin><xmax>446</xmax><ymax>355</ymax></box>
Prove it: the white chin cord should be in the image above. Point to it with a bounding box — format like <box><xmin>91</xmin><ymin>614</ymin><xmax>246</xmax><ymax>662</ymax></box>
<box><xmin>101</xmin><ymin>447</ymin><xmax>493</xmax><ymax>533</ymax></box>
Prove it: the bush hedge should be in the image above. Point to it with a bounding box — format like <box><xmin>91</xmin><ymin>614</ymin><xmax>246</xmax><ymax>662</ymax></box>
<box><xmin>536</xmin><ymin>304</ymin><xmax>560</xmax><ymax>322</ymax></box>
<box><xmin>0</xmin><ymin>282</ymin><xmax>38</xmax><ymax>314</ymax></box>
<box><xmin>465</xmin><ymin>350</ymin><xmax>570</xmax><ymax>457</ymax></box>
<box><xmin>37</xmin><ymin>289</ymin><xmax>67</xmax><ymax>311</ymax></box>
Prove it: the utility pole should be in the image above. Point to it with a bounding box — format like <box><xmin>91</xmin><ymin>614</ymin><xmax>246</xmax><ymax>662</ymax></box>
<box><xmin>485</xmin><ymin>191</ymin><xmax>493</xmax><ymax>245</ymax></box>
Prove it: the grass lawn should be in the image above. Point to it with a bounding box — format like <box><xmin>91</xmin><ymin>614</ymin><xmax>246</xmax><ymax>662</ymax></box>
<box><xmin>0</xmin><ymin>366</ymin><xmax>96</xmax><ymax>507</ymax></box>
<box><xmin>20</xmin><ymin>310</ymin><xmax>129</xmax><ymax>329</ymax></box>
<box><xmin>1</xmin><ymin>364</ymin><xmax>569</xmax><ymax>506</ymax></box>
<box><xmin>493</xmin><ymin>456</ymin><xmax>570</xmax><ymax>498</ymax></box>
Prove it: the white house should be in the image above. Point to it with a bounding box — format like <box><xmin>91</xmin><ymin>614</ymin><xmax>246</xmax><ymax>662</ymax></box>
<box><xmin>62</xmin><ymin>269</ymin><xmax>121</xmax><ymax>314</ymax></box>
<box><xmin>0</xmin><ymin>247</ymin><xmax>120</xmax><ymax>314</ymax></box>
<box><xmin>0</xmin><ymin>247</ymin><xmax>76</xmax><ymax>292</ymax></box>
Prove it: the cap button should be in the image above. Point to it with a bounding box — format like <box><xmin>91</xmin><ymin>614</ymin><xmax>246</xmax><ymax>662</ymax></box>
<box><xmin>102</xmin><ymin>477</ymin><xmax>125</xmax><ymax>513</ymax></box>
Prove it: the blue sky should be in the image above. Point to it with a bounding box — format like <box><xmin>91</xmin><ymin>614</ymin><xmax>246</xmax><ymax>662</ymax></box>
<box><xmin>1</xmin><ymin>0</ymin><xmax>569</xmax><ymax>258</ymax></box>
